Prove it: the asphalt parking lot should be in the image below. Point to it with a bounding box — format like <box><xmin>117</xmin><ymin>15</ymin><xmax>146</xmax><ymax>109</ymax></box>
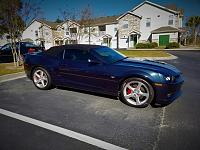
<box><xmin>0</xmin><ymin>51</ymin><xmax>200</xmax><ymax>150</ymax></box>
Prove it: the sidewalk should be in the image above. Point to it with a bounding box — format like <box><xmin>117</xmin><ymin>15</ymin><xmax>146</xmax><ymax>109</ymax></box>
<box><xmin>126</xmin><ymin>47</ymin><xmax>200</xmax><ymax>51</ymax></box>
<box><xmin>0</xmin><ymin>72</ymin><xmax>26</xmax><ymax>83</ymax></box>
<box><xmin>133</xmin><ymin>53</ymin><xmax>177</xmax><ymax>61</ymax></box>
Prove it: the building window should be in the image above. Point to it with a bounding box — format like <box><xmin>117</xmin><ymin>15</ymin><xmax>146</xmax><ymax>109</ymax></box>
<box><xmin>168</xmin><ymin>15</ymin><xmax>174</xmax><ymax>25</ymax></box>
<box><xmin>84</xmin><ymin>28</ymin><xmax>88</xmax><ymax>34</ymax></box>
<box><xmin>35</xmin><ymin>30</ymin><xmax>38</xmax><ymax>37</ymax></box>
<box><xmin>66</xmin><ymin>31</ymin><xmax>69</xmax><ymax>35</ymax></box>
<box><xmin>122</xmin><ymin>21</ymin><xmax>128</xmax><ymax>29</ymax></box>
<box><xmin>146</xmin><ymin>18</ymin><xmax>151</xmax><ymax>27</ymax></box>
<box><xmin>91</xmin><ymin>28</ymin><xmax>95</xmax><ymax>32</ymax></box>
<box><xmin>46</xmin><ymin>32</ymin><xmax>49</xmax><ymax>36</ymax></box>
<box><xmin>99</xmin><ymin>25</ymin><xmax>106</xmax><ymax>31</ymax></box>
<box><xmin>70</xmin><ymin>28</ymin><xmax>77</xmax><ymax>33</ymax></box>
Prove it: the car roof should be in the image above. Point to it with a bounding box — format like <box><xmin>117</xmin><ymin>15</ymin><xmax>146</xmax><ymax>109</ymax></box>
<box><xmin>45</xmin><ymin>44</ymin><xmax>105</xmax><ymax>56</ymax></box>
<box><xmin>49</xmin><ymin>44</ymin><xmax>103</xmax><ymax>51</ymax></box>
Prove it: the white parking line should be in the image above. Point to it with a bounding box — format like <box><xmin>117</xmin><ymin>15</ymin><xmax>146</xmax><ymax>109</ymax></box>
<box><xmin>0</xmin><ymin>108</ymin><xmax>127</xmax><ymax>150</ymax></box>
<box><xmin>0</xmin><ymin>75</ymin><xmax>26</xmax><ymax>83</ymax></box>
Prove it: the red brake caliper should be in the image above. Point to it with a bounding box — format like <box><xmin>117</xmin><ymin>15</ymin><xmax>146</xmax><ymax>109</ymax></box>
<box><xmin>127</xmin><ymin>88</ymin><xmax>132</xmax><ymax>95</ymax></box>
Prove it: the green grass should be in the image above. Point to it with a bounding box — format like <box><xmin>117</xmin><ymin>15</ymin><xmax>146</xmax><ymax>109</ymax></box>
<box><xmin>118</xmin><ymin>50</ymin><xmax>171</xmax><ymax>57</ymax></box>
<box><xmin>0</xmin><ymin>63</ymin><xmax>24</xmax><ymax>76</ymax></box>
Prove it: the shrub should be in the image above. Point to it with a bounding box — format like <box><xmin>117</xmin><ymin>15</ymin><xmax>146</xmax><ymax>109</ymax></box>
<box><xmin>135</xmin><ymin>43</ymin><xmax>148</xmax><ymax>49</ymax></box>
<box><xmin>165</xmin><ymin>42</ymin><xmax>180</xmax><ymax>49</ymax></box>
<box><xmin>135</xmin><ymin>42</ymin><xmax>158</xmax><ymax>49</ymax></box>
<box><xmin>150</xmin><ymin>42</ymin><xmax>158</xmax><ymax>48</ymax></box>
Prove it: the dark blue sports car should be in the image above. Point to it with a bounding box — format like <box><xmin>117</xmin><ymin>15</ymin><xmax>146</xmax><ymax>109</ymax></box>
<box><xmin>24</xmin><ymin>44</ymin><xmax>184</xmax><ymax>107</ymax></box>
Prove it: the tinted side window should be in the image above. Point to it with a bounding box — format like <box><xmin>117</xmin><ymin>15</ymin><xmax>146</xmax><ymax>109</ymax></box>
<box><xmin>1</xmin><ymin>44</ymin><xmax>11</xmax><ymax>51</ymax></box>
<box><xmin>64</xmin><ymin>49</ymin><xmax>92</xmax><ymax>62</ymax></box>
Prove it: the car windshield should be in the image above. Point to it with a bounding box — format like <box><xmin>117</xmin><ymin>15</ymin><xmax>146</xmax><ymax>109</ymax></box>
<box><xmin>93</xmin><ymin>47</ymin><xmax>127</xmax><ymax>64</ymax></box>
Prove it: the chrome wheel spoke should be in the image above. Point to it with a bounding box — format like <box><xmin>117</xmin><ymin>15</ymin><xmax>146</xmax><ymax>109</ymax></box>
<box><xmin>41</xmin><ymin>80</ymin><xmax>45</xmax><ymax>87</ymax></box>
<box><xmin>43</xmin><ymin>76</ymin><xmax>48</xmax><ymax>81</ymax></box>
<box><xmin>135</xmin><ymin>95</ymin><xmax>141</xmax><ymax>105</ymax></box>
<box><xmin>35</xmin><ymin>73</ymin><xmax>40</xmax><ymax>78</ymax></box>
<box><xmin>40</xmin><ymin>71</ymin><xmax>44</xmax><ymax>78</ymax></box>
<box><xmin>140</xmin><ymin>92</ymin><xmax>149</xmax><ymax>97</ymax></box>
<box><xmin>136</xmin><ymin>82</ymin><xmax>142</xmax><ymax>90</ymax></box>
<box><xmin>36</xmin><ymin>80</ymin><xmax>41</xmax><ymax>84</ymax></box>
<box><xmin>128</xmin><ymin>85</ymin><xmax>135</xmax><ymax>91</ymax></box>
<box><xmin>125</xmin><ymin>94</ymin><xmax>133</xmax><ymax>99</ymax></box>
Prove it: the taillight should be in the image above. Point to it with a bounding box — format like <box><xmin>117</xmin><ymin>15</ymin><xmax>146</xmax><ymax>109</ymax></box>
<box><xmin>28</xmin><ymin>48</ymin><xmax>35</xmax><ymax>53</ymax></box>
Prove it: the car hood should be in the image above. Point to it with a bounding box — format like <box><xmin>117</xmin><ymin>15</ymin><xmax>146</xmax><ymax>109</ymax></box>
<box><xmin>115</xmin><ymin>58</ymin><xmax>181</xmax><ymax>76</ymax></box>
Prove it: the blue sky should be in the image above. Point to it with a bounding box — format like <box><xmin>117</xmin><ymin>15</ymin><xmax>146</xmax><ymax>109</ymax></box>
<box><xmin>37</xmin><ymin>0</ymin><xmax>200</xmax><ymax>24</ymax></box>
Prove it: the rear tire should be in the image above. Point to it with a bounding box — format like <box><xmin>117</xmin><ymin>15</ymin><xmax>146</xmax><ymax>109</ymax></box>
<box><xmin>32</xmin><ymin>67</ymin><xmax>52</xmax><ymax>90</ymax></box>
<box><xmin>120</xmin><ymin>78</ymin><xmax>154</xmax><ymax>108</ymax></box>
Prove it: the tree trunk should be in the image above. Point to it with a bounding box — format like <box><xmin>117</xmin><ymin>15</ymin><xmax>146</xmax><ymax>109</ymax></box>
<box><xmin>193</xmin><ymin>26</ymin><xmax>196</xmax><ymax>46</ymax></box>
<box><xmin>194</xmin><ymin>29</ymin><xmax>197</xmax><ymax>46</ymax></box>
<box><xmin>89</xmin><ymin>26</ymin><xmax>91</xmax><ymax>45</ymax></box>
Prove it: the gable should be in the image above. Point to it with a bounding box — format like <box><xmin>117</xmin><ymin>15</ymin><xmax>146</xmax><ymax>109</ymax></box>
<box><xmin>132</xmin><ymin>1</ymin><xmax>178</xmax><ymax>15</ymax></box>
<box><xmin>117</xmin><ymin>11</ymin><xmax>142</xmax><ymax>21</ymax></box>
<box><xmin>61</xmin><ymin>20</ymin><xmax>80</xmax><ymax>29</ymax></box>
<box><xmin>132</xmin><ymin>2</ymin><xmax>178</xmax><ymax>19</ymax></box>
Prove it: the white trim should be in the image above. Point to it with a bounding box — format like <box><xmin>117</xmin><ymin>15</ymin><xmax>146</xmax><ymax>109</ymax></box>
<box><xmin>0</xmin><ymin>108</ymin><xmax>127</xmax><ymax>150</ymax></box>
<box><xmin>116</xmin><ymin>11</ymin><xmax>142</xmax><ymax>21</ymax></box>
<box><xmin>131</xmin><ymin>0</ymin><xmax>179</xmax><ymax>15</ymax></box>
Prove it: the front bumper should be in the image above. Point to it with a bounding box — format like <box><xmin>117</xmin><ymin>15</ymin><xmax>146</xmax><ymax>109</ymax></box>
<box><xmin>154</xmin><ymin>78</ymin><xmax>184</xmax><ymax>105</ymax></box>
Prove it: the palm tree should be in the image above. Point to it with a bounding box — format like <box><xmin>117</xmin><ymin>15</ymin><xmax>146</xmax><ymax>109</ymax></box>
<box><xmin>186</xmin><ymin>16</ymin><xmax>200</xmax><ymax>45</ymax></box>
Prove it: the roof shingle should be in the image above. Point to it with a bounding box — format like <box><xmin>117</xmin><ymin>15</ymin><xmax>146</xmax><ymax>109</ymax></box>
<box><xmin>151</xmin><ymin>26</ymin><xmax>179</xmax><ymax>34</ymax></box>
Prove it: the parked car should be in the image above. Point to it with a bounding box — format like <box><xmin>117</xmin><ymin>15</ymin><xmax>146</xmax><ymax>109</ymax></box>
<box><xmin>24</xmin><ymin>44</ymin><xmax>184</xmax><ymax>108</ymax></box>
<box><xmin>0</xmin><ymin>42</ymin><xmax>44</xmax><ymax>63</ymax></box>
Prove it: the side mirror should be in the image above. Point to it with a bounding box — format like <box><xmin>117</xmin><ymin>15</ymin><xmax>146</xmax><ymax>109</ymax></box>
<box><xmin>88</xmin><ymin>59</ymin><xmax>100</xmax><ymax>65</ymax></box>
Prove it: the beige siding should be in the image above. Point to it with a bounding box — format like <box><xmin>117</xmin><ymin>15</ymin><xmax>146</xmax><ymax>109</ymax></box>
<box><xmin>118</xmin><ymin>14</ymin><xmax>140</xmax><ymax>38</ymax></box>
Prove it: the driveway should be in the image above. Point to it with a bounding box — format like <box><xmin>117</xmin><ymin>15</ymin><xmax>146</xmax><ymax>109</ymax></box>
<box><xmin>0</xmin><ymin>51</ymin><xmax>199</xmax><ymax>150</ymax></box>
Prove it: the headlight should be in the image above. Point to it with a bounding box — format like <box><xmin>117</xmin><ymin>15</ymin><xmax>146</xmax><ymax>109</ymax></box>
<box><xmin>158</xmin><ymin>73</ymin><xmax>175</xmax><ymax>83</ymax></box>
<box><xmin>165</xmin><ymin>76</ymin><xmax>175</xmax><ymax>82</ymax></box>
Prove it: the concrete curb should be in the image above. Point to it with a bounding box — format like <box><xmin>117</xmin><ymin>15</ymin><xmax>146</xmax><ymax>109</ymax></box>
<box><xmin>125</xmin><ymin>48</ymin><xmax>200</xmax><ymax>51</ymax></box>
<box><xmin>164</xmin><ymin>48</ymin><xmax>200</xmax><ymax>51</ymax></box>
<box><xmin>133</xmin><ymin>53</ymin><xmax>177</xmax><ymax>60</ymax></box>
<box><xmin>0</xmin><ymin>72</ymin><xmax>26</xmax><ymax>83</ymax></box>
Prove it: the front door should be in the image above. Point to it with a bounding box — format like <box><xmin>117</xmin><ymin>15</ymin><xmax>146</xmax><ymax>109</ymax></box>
<box><xmin>103</xmin><ymin>38</ymin><xmax>111</xmax><ymax>47</ymax></box>
<box><xmin>159</xmin><ymin>35</ymin><xmax>169</xmax><ymax>46</ymax></box>
<box><xmin>57</xmin><ymin>49</ymin><xmax>117</xmax><ymax>93</ymax></box>
<box><xmin>130</xmin><ymin>34</ymin><xmax>137</xmax><ymax>48</ymax></box>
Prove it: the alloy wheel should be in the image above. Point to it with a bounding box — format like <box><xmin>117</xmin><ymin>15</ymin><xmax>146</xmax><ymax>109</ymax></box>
<box><xmin>123</xmin><ymin>81</ymin><xmax>150</xmax><ymax>106</ymax></box>
<box><xmin>33</xmin><ymin>69</ymin><xmax>48</xmax><ymax>88</ymax></box>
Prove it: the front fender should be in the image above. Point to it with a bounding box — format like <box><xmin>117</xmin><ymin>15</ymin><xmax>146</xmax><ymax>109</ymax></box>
<box><xmin>119</xmin><ymin>69</ymin><xmax>162</xmax><ymax>85</ymax></box>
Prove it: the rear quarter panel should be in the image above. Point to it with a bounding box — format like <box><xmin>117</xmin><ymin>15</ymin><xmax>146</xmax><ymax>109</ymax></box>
<box><xmin>24</xmin><ymin>53</ymin><xmax>60</xmax><ymax>81</ymax></box>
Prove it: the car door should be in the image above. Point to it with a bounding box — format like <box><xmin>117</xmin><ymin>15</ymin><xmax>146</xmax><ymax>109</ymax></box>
<box><xmin>57</xmin><ymin>49</ymin><xmax>118</xmax><ymax>93</ymax></box>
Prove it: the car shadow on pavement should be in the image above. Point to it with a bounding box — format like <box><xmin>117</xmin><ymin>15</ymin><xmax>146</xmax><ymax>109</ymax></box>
<box><xmin>56</xmin><ymin>86</ymin><xmax>171</xmax><ymax>108</ymax></box>
<box><xmin>56</xmin><ymin>86</ymin><xmax>119</xmax><ymax>101</ymax></box>
<box><xmin>150</xmin><ymin>102</ymin><xmax>171</xmax><ymax>108</ymax></box>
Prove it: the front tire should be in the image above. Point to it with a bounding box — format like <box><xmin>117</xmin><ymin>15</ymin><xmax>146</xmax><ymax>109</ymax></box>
<box><xmin>32</xmin><ymin>67</ymin><xmax>52</xmax><ymax>90</ymax></box>
<box><xmin>120</xmin><ymin>78</ymin><xmax>154</xmax><ymax>108</ymax></box>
